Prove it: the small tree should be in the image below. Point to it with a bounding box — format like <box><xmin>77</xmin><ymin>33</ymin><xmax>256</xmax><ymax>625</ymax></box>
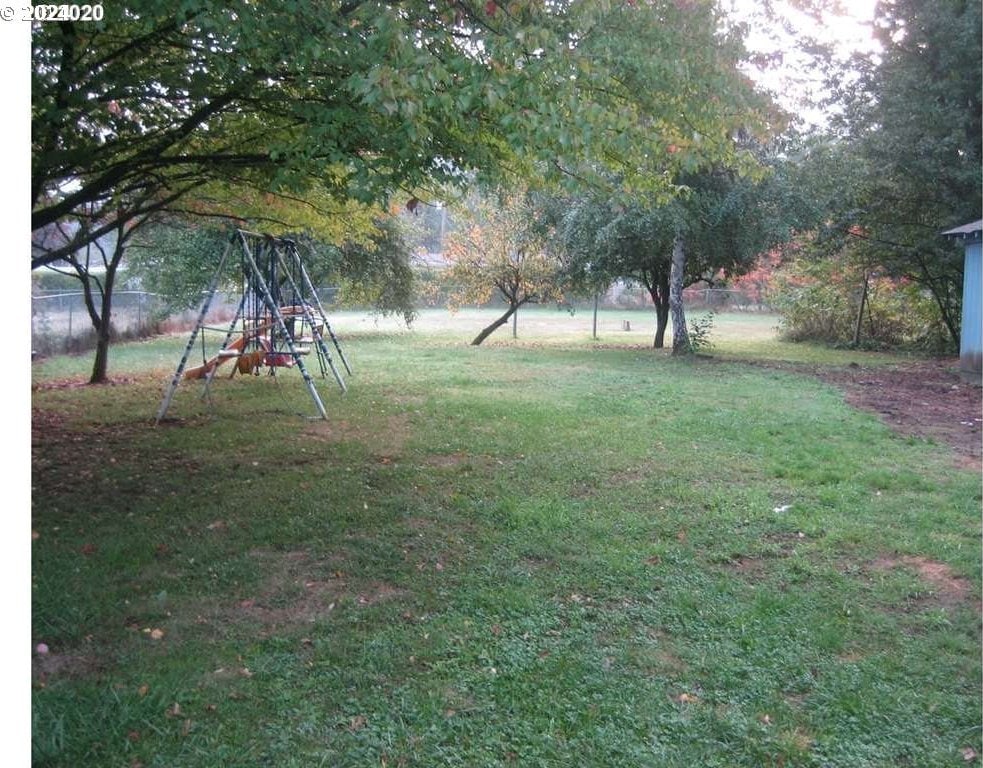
<box><xmin>444</xmin><ymin>192</ymin><xmax>563</xmax><ymax>346</ymax></box>
<box><xmin>553</xmin><ymin>149</ymin><xmax>806</xmax><ymax>351</ymax></box>
<box><xmin>557</xmin><ymin>198</ymin><xmax>675</xmax><ymax>348</ymax></box>
<box><xmin>34</xmin><ymin>209</ymin><xmax>154</xmax><ymax>383</ymax></box>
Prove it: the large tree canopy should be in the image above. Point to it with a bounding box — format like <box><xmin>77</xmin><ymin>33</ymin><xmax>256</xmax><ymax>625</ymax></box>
<box><xmin>814</xmin><ymin>0</ymin><xmax>982</xmax><ymax>344</ymax></box>
<box><xmin>129</xmin><ymin>213</ymin><xmax>418</xmax><ymax>325</ymax></box>
<box><xmin>32</xmin><ymin>0</ymin><xmax>775</xmax><ymax>267</ymax></box>
<box><xmin>554</xmin><ymin>144</ymin><xmax>807</xmax><ymax>348</ymax></box>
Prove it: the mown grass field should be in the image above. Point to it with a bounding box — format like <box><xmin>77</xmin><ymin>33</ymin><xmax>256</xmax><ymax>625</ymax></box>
<box><xmin>31</xmin><ymin>309</ymin><xmax>981</xmax><ymax>767</ymax></box>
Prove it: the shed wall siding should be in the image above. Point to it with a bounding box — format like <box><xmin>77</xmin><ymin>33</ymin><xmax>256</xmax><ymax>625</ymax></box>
<box><xmin>960</xmin><ymin>241</ymin><xmax>982</xmax><ymax>377</ymax></box>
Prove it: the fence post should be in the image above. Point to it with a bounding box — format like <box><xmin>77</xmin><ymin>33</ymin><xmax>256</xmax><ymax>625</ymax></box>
<box><xmin>592</xmin><ymin>293</ymin><xmax>599</xmax><ymax>340</ymax></box>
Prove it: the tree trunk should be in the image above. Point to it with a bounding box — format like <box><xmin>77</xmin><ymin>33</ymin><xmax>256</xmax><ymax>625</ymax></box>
<box><xmin>90</xmin><ymin>326</ymin><xmax>111</xmax><ymax>383</ymax></box>
<box><xmin>89</xmin><ymin>251</ymin><xmax>119</xmax><ymax>383</ymax></box>
<box><xmin>852</xmin><ymin>270</ymin><xmax>869</xmax><ymax>347</ymax></box>
<box><xmin>669</xmin><ymin>232</ymin><xmax>690</xmax><ymax>354</ymax></box>
<box><xmin>85</xmin><ymin>221</ymin><xmax>129</xmax><ymax>383</ymax></box>
<box><xmin>471</xmin><ymin>302</ymin><xmax>521</xmax><ymax>346</ymax></box>
<box><xmin>647</xmin><ymin>274</ymin><xmax>670</xmax><ymax>348</ymax></box>
<box><xmin>654</xmin><ymin>302</ymin><xmax>669</xmax><ymax>348</ymax></box>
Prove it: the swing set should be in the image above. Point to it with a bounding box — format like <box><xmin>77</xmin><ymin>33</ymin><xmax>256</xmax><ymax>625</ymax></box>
<box><xmin>155</xmin><ymin>229</ymin><xmax>350</xmax><ymax>424</ymax></box>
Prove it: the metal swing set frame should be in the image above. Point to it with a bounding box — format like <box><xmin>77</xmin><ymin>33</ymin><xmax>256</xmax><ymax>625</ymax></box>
<box><xmin>155</xmin><ymin>229</ymin><xmax>351</xmax><ymax>424</ymax></box>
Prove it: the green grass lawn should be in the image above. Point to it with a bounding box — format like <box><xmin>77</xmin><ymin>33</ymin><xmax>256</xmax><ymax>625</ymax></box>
<box><xmin>31</xmin><ymin>310</ymin><xmax>980</xmax><ymax>767</ymax></box>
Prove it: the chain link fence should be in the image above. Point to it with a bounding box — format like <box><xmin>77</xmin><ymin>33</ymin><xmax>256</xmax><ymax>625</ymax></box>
<box><xmin>602</xmin><ymin>283</ymin><xmax>770</xmax><ymax>312</ymax></box>
<box><xmin>32</xmin><ymin>290</ymin><xmax>166</xmax><ymax>356</ymax></box>
<box><xmin>680</xmin><ymin>287</ymin><xmax>771</xmax><ymax>312</ymax></box>
<box><xmin>32</xmin><ymin>287</ymin><xmax>342</xmax><ymax>357</ymax></box>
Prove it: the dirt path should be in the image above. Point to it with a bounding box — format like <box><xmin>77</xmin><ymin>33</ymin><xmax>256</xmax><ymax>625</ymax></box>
<box><xmin>722</xmin><ymin>357</ymin><xmax>980</xmax><ymax>469</ymax></box>
<box><xmin>813</xmin><ymin>359</ymin><xmax>981</xmax><ymax>470</ymax></box>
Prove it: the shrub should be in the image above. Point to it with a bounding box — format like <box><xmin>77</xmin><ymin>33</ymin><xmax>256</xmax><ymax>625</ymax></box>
<box><xmin>769</xmin><ymin>255</ymin><xmax>952</xmax><ymax>352</ymax></box>
<box><xmin>687</xmin><ymin>309</ymin><xmax>717</xmax><ymax>354</ymax></box>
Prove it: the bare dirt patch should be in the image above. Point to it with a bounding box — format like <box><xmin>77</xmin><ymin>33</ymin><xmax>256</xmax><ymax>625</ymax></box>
<box><xmin>420</xmin><ymin>452</ymin><xmax>511</xmax><ymax>472</ymax></box>
<box><xmin>869</xmin><ymin>554</ymin><xmax>974</xmax><ymax>608</ymax></box>
<box><xmin>32</xmin><ymin>406</ymin><xmax>169</xmax><ymax>484</ymax></box>
<box><xmin>402</xmin><ymin>516</ymin><xmax>436</xmax><ymax>532</ymax></box>
<box><xmin>423</xmin><ymin>452</ymin><xmax>472</xmax><ymax>468</ymax></box>
<box><xmin>303</xmin><ymin>412</ymin><xmax>412</xmax><ymax>454</ymax></box>
<box><xmin>812</xmin><ymin>359</ymin><xmax>981</xmax><ymax>469</ymax></box>
<box><xmin>303</xmin><ymin>418</ymin><xmax>360</xmax><ymax>444</ymax></box>
<box><xmin>33</xmin><ymin>649</ymin><xmax>107</xmax><ymax>686</ymax></box>
<box><xmin>571</xmin><ymin>462</ymin><xmax>656</xmax><ymax>499</ymax></box>
<box><xmin>738</xmin><ymin>357</ymin><xmax>981</xmax><ymax>468</ymax></box>
<box><xmin>32</xmin><ymin>375</ymin><xmax>142</xmax><ymax>391</ymax></box>
<box><xmin>734</xmin><ymin>557</ymin><xmax>767</xmax><ymax>575</ymax></box>
<box><xmin>214</xmin><ymin>549</ymin><xmax>407</xmax><ymax>634</ymax></box>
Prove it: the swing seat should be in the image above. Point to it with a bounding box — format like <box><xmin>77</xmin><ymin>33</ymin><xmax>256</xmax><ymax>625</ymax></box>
<box><xmin>265</xmin><ymin>352</ymin><xmax>296</xmax><ymax>367</ymax></box>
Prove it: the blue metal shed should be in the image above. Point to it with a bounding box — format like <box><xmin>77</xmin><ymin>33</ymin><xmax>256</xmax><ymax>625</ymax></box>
<box><xmin>942</xmin><ymin>219</ymin><xmax>982</xmax><ymax>381</ymax></box>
